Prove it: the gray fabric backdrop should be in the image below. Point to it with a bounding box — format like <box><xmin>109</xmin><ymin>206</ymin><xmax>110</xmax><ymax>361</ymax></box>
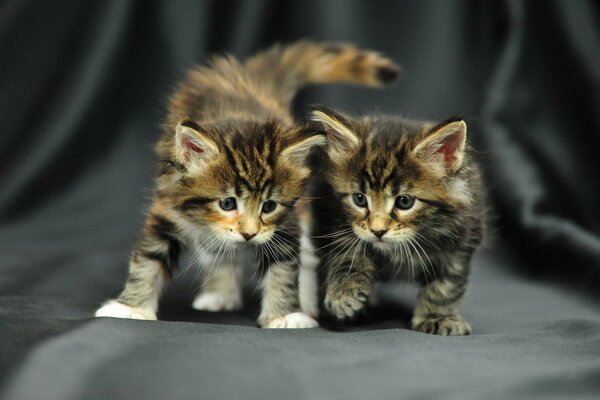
<box><xmin>1</xmin><ymin>1</ymin><xmax>599</xmax><ymax>399</ymax></box>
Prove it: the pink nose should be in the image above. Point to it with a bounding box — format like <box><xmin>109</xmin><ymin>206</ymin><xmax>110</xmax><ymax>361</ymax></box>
<box><xmin>241</xmin><ymin>232</ymin><xmax>256</xmax><ymax>241</ymax></box>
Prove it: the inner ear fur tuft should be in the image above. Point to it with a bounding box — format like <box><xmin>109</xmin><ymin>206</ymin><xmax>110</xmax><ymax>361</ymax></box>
<box><xmin>310</xmin><ymin>105</ymin><xmax>360</xmax><ymax>163</ymax></box>
<box><xmin>281</xmin><ymin>133</ymin><xmax>327</xmax><ymax>165</ymax></box>
<box><xmin>413</xmin><ymin>119</ymin><xmax>467</xmax><ymax>173</ymax></box>
<box><xmin>175</xmin><ymin>120</ymin><xmax>219</xmax><ymax>165</ymax></box>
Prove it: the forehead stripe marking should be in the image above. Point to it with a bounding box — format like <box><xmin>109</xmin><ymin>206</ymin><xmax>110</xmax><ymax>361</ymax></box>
<box><xmin>179</xmin><ymin>197</ymin><xmax>215</xmax><ymax>211</ymax></box>
<box><xmin>222</xmin><ymin>145</ymin><xmax>252</xmax><ymax>195</ymax></box>
<box><xmin>419</xmin><ymin>198</ymin><xmax>450</xmax><ymax>209</ymax></box>
<box><xmin>381</xmin><ymin>170</ymin><xmax>398</xmax><ymax>192</ymax></box>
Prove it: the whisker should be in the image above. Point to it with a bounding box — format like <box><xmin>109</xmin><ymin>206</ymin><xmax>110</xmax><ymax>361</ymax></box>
<box><xmin>406</xmin><ymin>238</ymin><xmax>433</xmax><ymax>287</ymax></box>
<box><xmin>326</xmin><ymin>236</ymin><xmax>359</xmax><ymax>261</ymax></box>
<box><xmin>313</xmin><ymin>233</ymin><xmax>355</xmax><ymax>253</ymax></box>
<box><xmin>328</xmin><ymin>236</ymin><xmax>361</xmax><ymax>277</ymax></box>
<box><xmin>179</xmin><ymin>231</ymin><xmax>217</xmax><ymax>277</ymax></box>
<box><xmin>391</xmin><ymin>243</ymin><xmax>402</xmax><ymax>281</ymax></box>
<box><xmin>311</xmin><ymin>228</ymin><xmax>355</xmax><ymax>239</ymax></box>
<box><xmin>413</xmin><ymin>237</ymin><xmax>436</xmax><ymax>281</ymax></box>
<box><xmin>192</xmin><ymin>234</ymin><xmax>222</xmax><ymax>282</ymax></box>
<box><xmin>271</xmin><ymin>236</ymin><xmax>300</xmax><ymax>265</ymax></box>
<box><xmin>343</xmin><ymin>237</ymin><xmax>364</xmax><ymax>281</ymax></box>
<box><xmin>200</xmin><ymin>238</ymin><xmax>227</xmax><ymax>289</ymax></box>
<box><xmin>403</xmin><ymin>240</ymin><xmax>421</xmax><ymax>286</ymax></box>
<box><xmin>414</xmin><ymin>232</ymin><xmax>439</xmax><ymax>250</ymax></box>
<box><xmin>249</xmin><ymin>246</ymin><xmax>265</xmax><ymax>297</ymax></box>
<box><xmin>272</xmin><ymin>232</ymin><xmax>300</xmax><ymax>250</ymax></box>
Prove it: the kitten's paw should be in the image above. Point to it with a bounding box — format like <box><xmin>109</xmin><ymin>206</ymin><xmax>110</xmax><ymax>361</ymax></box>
<box><xmin>95</xmin><ymin>300</ymin><xmax>157</xmax><ymax>320</ymax></box>
<box><xmin>263</xmin><ymin>312</ymin><xmax>319</xmax><ymax>329</ymax></box>
<box><xmin>324</xmin><ymin>286</ymin><xmax>369</xmax><ymax>321</ymax></box>
<box><xmin>411</xmin><ymin>314</ymin><xmax>472</xmax><ymax>336</ymax></box>
<box><xmin>192</xmin><ymin>291</ymin><xmax>242</xmax><ymax>312</ymax></box>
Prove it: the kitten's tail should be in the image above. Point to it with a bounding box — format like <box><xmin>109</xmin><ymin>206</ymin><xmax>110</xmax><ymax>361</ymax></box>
<box><xmin>244</xmin><ymin>41</ymin><xmax>400</xmax><ymax>106</ymax></box>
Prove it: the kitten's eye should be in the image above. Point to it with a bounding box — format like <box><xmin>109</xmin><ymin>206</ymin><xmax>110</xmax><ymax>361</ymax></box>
<box><xmin>352</xmin><ymin>193</ymin><xmax>368</xmax><ymax>208</ymax></box>
<box><xmin>395</xmin><ymin>195</ymin><xmax>415</xmax><ymax>210</ymax></box>
<box><xmin>261</xmin><ymin>200</ymin><xmax>277</xmax><ymax>214</ymax></box>
<box><xmin>219</xmin><ymin>197</ymin><xmax>237</xmax><ymax>211</ymax></box>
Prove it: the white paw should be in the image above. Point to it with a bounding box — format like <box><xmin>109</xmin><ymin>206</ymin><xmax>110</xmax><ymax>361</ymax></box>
<box><xmin>95</xmin><ymin>300</ymin><xmax>157</xmax><ymax>320</ymax></box>
<box><xmin>192</xmin><ymin>291</ymin><xmax>242</xmax><ymax>312</ymax></box>
<box><xmin>265</xmin><ymin>312</ymin><xmax>319</xmax><ymax>329</ymax></box>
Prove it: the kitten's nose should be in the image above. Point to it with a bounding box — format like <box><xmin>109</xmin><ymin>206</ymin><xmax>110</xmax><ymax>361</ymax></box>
<box><xmin>241</xmin><ymin>232</ymin><xmax>257</xmax><ymax>241</ymax></box>
<box><xmin>371</xmin><ymin>229</ymin><xmax>388</xmax><ymax>239</ymax></box>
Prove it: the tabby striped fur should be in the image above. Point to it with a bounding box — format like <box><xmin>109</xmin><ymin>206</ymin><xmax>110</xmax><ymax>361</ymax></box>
<box><xmin>95</xmin><ymin>41</ymin><xmax>399</xmax><ymax>328</ymax></box>
<box><xmin>310</xmin><ymin>107</ymin><xmax>486</xmax><ymax>335</ymax></box>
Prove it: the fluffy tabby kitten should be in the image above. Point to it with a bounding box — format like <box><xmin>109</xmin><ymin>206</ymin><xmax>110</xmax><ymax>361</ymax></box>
<box><xmin>309</xmin><ymin>107</ymin><xmax>486</xmax><ymax>335</ymax></box>
<box><xmin>95</xmin><ymin>41</ymin><xmax>399</xmax><ymax>328</ymax></box>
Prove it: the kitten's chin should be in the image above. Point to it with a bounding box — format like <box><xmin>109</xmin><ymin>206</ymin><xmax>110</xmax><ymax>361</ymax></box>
<box><xmin>370</xmin><ymin>240</ymin><xmax>393</xmax><ymax>252</ymax></box>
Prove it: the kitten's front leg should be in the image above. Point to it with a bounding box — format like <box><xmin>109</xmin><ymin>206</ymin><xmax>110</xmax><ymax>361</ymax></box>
<box><xmin>411</xmin><ymin>256</ymin><xmax>472</xmax><ymax>336</ymax></box>
<box><xmin>258</xmin><ymin>258</ymin><xmax>318</xmax><ymax>329</ymax></box>
<box><xmin>95</xmin><ymin>214</ymin><xmax>180</xmax><ymax>320</ymax></box>
<box><xmin>324</xmin><ymin>252</ymin><xmax>375</xmax><ymax>321</ymax></box>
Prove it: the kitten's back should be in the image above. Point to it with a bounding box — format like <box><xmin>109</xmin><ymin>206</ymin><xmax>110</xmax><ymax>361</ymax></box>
<box><xmin>165</xmin><ymin>41</ymin><xmax>400</xmax><ymax>129</ymax></box>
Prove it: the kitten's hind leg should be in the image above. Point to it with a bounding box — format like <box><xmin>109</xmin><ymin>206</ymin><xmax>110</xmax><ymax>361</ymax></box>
<box><xmin>258</xmin><ymin>261</ymin><xmax>318</xmax><ymax>329</ymax></box>
<box><xmin>410</xmin><ymin>257</ymin><xmax>472</xmax><ymax>336</ymax></box>
<box><xmin>96</xmin><ymin>213</ymin><xmax>180</xmax><ymax>320</ymax></box>
<box><xmin>192</xmin><ymin>262</ymin><xmax>243</xmax><ymax>312</ymax></box>
<box><xmin>299</xmin><ymin>231</ymin><xmax>320</xmax><ymax>318</ymax></box>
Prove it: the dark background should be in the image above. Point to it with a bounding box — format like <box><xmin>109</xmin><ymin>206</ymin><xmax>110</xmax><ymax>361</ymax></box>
<box><xmin>1</xmin><ymin>1</ymin><xmax>599</xmax><ymax>399</ymax></box>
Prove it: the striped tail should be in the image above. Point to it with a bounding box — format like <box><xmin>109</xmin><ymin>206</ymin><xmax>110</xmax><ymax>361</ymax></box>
<box><xmin>244</xmin><ymin>41</ymin><xmax>400</xmax><ymax>106</ymax></box>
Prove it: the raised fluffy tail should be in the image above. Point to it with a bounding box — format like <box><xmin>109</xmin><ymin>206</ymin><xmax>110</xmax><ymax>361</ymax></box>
<box><xmin>244</xmin><ymin>41</ymin><xmax>400</xmax><ymax>106</ymax></box>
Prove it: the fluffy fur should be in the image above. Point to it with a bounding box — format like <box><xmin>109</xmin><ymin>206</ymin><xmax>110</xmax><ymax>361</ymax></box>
<box><xmin>95</xmin><ymin>41</ymin><xmax>399</xmax><ymax>328</ymax></box>
<box><xmin>309</xmin><ymin>107</ymin><xmax>487</xmax><ymax>335</ymax></box>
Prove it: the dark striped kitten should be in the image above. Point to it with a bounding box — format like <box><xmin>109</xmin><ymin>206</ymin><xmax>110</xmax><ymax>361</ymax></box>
<box><xmin>95</xmin><ymin>42</ymin><xmax>399</xmax><ymax>328</ymax></box>
<box><xmin>310</xmin><ymin>107</ymin><xmax>486</xmax><ymax>335</ymax></box>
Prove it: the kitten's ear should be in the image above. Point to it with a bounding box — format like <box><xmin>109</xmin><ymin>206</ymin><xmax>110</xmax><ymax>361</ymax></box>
<box><xmin>413</xmin><ymin>119</ymin><xmax>467</xmax><ymax>173</ymax></box>
<box><xmin>281</xmin><ymin>133</ymin><xmax>327</xmax><ymax>165</ymax></box>
<box><xmin>310</xmin><ymin>105</ymin><xmax>359</xmax><ymax>163</ymax></box>
<box><xmin>175</xmin><ymin>120</ymin><xmax>219</xmax><ymax>165</ymax></box>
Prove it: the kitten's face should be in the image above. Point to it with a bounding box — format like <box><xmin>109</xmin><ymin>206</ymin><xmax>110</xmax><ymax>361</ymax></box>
<box><xmin>340</xmin><ymin>184</ymin><xmax>425</xmax><ymax>250</ymax></box>
<box><xmin>161</xmin><ymin>120</ymin><xmax>324</xmax><ymax>245</ymax></box>
<box><xmin>312</xmin><ymin>107</ymin><xmax>470</xmax><ymax>252</ymax></box>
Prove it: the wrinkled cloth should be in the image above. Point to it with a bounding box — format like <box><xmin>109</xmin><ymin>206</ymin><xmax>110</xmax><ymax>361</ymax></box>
<box><xmin>1</xmin><ymin>1</ymin><xmax>599</xmax><ymax>399</ymax></box>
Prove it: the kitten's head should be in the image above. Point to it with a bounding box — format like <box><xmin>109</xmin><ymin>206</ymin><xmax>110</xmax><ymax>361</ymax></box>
<box><xmin>311</xmin><ymin>106</ymin><xmax>473</xmax><ymax>251</ymax></box>
<box><xmin>159</xmin><ymin>119</ymin><xmax>325</xmax><ymax>244</ymax></box>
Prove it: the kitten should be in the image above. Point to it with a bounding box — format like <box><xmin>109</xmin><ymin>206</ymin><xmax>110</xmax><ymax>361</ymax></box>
<box><xmin>309</xmin><ymin>107</ymin><xmax>486</xmax><ymax>335</ymax></box>
<box><xmin>95</xmin><ymin>41</ymin><xmax>399</xmax><ymax>328</ymax></box>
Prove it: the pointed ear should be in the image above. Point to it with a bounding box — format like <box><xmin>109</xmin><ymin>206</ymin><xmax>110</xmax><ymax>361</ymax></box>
<box><xmin>413</xmin><ymin>119</ymin><xmax>467</xmax><ymax>173</ymax></box>
<box><xmin>310</xmin><ymin>105</ymin><xmax>359</xmax><ymax>163</ymax></box>
<box><xmin>175</xmin><ymin>120</ymin><xmax>219</xmax><ymax>165</ymax></box>
<box><xmin>281</xmin><ymin>133</ymin><xmax>327</xmax><ymax>165</ymax></box>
